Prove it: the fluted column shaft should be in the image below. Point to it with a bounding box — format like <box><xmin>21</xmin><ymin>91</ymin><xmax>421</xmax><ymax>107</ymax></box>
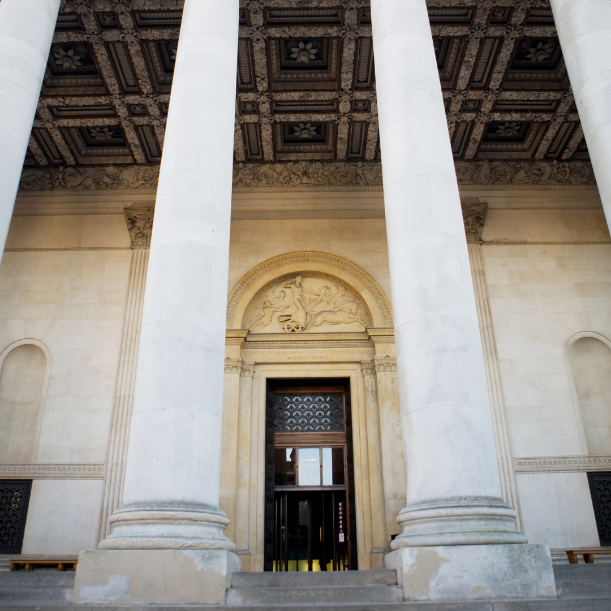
<box><xmin>371</xmin><ymin>0</ymin><xmax>524</xmax><ymax>547</ymax></box>
<box><xmin>550</xmin><ymin>0</ymin><xmax>611</xmax><ymax>228</ymax></box>
<box><xmin>0</xmin><ymin>0</ymin><xmax>60</xmax><ymax>256</ymax></box>
<box><xmin>100</xmin><ymin>0</ymin><xmax>239</xmax><ymax>550</ymax></box>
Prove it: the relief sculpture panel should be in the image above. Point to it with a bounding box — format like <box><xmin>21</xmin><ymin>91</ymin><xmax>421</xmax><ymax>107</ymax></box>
<box><xmin>244</xmin><ymin>274</ymin><xmax>372</xmax><ymax>333</ymax></box>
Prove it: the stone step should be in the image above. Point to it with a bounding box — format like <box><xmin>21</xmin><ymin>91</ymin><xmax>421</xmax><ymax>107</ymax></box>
<box><xmin>1</xmin><ymin>599</ymin><xmax>611</xmax><ymax>610</ymax></box>
<box><xmin>231</xmin><ymin>569</ymin><xmax>398</xmax><ymax>588</ymax></box>
<box><xmin>227</xmin><ymin>584</ymin><xmax>404</xmax><ymax>605</ymax></box>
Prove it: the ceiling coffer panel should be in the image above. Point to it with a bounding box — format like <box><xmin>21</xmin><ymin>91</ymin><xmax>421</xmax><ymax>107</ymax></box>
<box><xmin>24</xmin><ymin>0</ymin><xmax>589</xmax><ymax>173</ymax></box>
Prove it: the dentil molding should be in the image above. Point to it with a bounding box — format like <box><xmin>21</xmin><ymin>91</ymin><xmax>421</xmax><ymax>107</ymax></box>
<box><xmin>18</xmin><ymin>161</ymin><xmax>595</xmax><ymax>193</ymax></box>
<box><xmin>514</xmin><ymin>456</ymin><xmax>611</xmax><ymax>473</ymax></box>
<box><xmin>0</xmin><ymin>463</ymin><xmax>105</xmax><ymax>479</ymax></box>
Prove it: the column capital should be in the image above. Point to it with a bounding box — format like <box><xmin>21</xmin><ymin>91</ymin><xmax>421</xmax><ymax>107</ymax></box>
<box><xmin>240</xmin><ymin>361</ymin><xmax>255</xmax><ymax>377</ymax></box>
<box><xmin>461</xmin><ymin>200</ymin><xmax>489</xmax><ymax>245</ymax></box>
<box><xmin>124</xmin><ymin>205</ymin><xmax>154</xmax><ymax>249</ymax></box>
<box><xmin>374</xmin><ymin>355</ymin><xmax>396</xmax><ymax>373</ymax></box>
<box><xmin>224</xmin><ymin>358</ymin><xmax>243</xmax><ymax>374</ymax></box>
<box><xmin>361</xmin><ymin>359</ymin><xmax>376</xmax><ymax>376</ymax></box>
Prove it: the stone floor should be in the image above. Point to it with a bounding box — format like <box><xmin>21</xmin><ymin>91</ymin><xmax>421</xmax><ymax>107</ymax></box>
<box><xmin>0</xmin><ymin>564</ymin><xmax>609</xmax><ymax>609</ymax></box>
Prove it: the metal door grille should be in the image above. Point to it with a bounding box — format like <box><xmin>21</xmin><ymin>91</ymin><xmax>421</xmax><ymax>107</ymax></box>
<box><xmin>0</xmin><ymin>480</ymin><xmax>32</xmax><ymax>554</ymax></box>
<box><xmin>588</xmin><ymin>472</ymin><xmax>611</xmax><ymax>546</ymax></box>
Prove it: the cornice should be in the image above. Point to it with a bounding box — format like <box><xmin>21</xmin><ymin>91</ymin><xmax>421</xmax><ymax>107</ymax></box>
<box><xmin>0</xmin><ymin>463</ymin><xmax>105</xmax><ymax>478</ymax></box>
<box><xmin>514</xmin><ymin>455</ymin><xmax>611</xmax><ymax>473</ymax></box>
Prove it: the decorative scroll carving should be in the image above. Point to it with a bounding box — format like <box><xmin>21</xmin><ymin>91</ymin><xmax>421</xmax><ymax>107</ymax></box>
<box><xmin>271</xmin><ymin>392</ymin><xmax>345</xmax><ymax>432</ymax></box>
<box><xmin>0</xmin><ymin>480</ymin><xmax>31</xmax><ymax>554</ymax></box>
<box><xmin>361</xmin><ymin>359</ymin><xmax>376</xmax><ymax>375</ymax></box>
<box><xmin>462</xmin><ymin>201</ymin><xmax>489</xmax><ymax>244</ymax></box>
<box><xmin>227</xmin><ymin>252</ymin><xmax>393</xmax><ymax>329</ymax></box>
<box><xmin>0</xmin><ymin>464</ymin><xmax>105</xmax><ymax>478</ymax></box>
<box><xmin>374</xmin><ymin>355</ymin><xmax>397</xmax><ymax>372</ymax></box>
<box><xmin>225</xmin><ymin>358</ymin><xmax>243</xmax><ymax>373</ymax></box>
<box><xmin>124</xmin><ymin>206</ymin><xmax>154</xmax><ymax>248</ymax></box>
<box><xmin>515</xmin><ymin>455</ymin><xmax>611</xmax><ymax>473</ymax></box>
<box><xmin>18</xmin><ymin>160</ymin><xmax>596</xmax><ymax>192</ymax></box>
<box><xmin>245</xmin><ymin>274</ymin><xmax>371</xmax><ymax>333</ymax></box>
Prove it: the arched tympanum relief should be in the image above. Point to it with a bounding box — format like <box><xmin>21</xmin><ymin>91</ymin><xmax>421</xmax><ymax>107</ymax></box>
<box><xmin>227</xmin><ymin>252</ymin><xmax>393</xmax><ymax>331</ymax></box>
<box><xmin>244</xmin><ymin>273</ymin><xmax>372</xmax><ymax>333</ymax></box>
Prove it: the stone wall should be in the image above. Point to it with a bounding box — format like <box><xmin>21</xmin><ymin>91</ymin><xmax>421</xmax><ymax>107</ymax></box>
<box><xmin>1</xmin><ymin>186</ymin><xmax>609</xmax><ymax>556</ymax></box>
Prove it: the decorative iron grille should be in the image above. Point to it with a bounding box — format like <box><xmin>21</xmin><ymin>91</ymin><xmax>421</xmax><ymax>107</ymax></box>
<box><xmin>588</xmin><ymin>472</ymin><xmax>611</xmax><ymax>546</ymax></box>
<box><xmin>0</xmin><ymin>480</ymin><xmax>32</xmax><ymax>554</ymax></box>
<box><xmin>272</xmin><ymin>392</ymin><xmax>344</xmax><ymax>432</ymax></box>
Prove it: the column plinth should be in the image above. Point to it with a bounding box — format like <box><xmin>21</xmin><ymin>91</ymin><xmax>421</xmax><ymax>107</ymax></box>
<box><xmin>371</xmin><ymin>0</ymin><xmax>556</xmax><ymax>600</ymax></box>
<box><xmin>73</xmin><ymin>0</ymin><xmax>240</xmax><ymax>603</ymax></box>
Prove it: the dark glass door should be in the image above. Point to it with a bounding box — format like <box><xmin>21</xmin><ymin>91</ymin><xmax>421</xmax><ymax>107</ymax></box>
<box><xmin>264</xmin><ymin>379</ymin><xmax>358</xmax><ymax>571</ymax></box>
<box><xmin>274</xmin><ymin>490</ymin><xmax>348</xmax><ymax>572</ymax></box>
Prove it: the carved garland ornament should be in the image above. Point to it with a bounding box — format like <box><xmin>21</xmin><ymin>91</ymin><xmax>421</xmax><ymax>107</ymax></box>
<box><xmin>226</xmin><ymin>251</ymin><xmax>393</xmax><ymax>329</ymax></box>
<box><xmin>18</xmin><ymin>160</ymin><xmax>595</xmax><ymax>192</ymax></box>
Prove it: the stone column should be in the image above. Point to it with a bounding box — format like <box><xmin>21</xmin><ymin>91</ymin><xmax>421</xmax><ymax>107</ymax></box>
<box><xmin>371</xmin><ymin>0</ymin><xmax>555</xmax><ymax>601</ymax></box>
<box><xmin>0</xmin><ymin>0</ymin><xmax>60</xmax><ymax>255</ymax></box>
<box><xmin>550</xmin><ymin>0</ymin><xmax>611</xmax><ymax>227</ymax></box>
<box><xmin>74</xmin><ymin>0</ymin><xmax>240</xmax><ymax>605</ymax></box>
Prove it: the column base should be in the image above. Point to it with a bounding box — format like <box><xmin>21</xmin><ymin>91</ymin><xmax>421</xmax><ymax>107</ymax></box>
<box><xmin>385</xmin><ymin>544</ymin><xmax>556</xmax><ymax>601</ymax></box>
<box><xmin>73</xmin><ymin>549</ymin><xmax>240</xmax><ymax>605</ymax></box>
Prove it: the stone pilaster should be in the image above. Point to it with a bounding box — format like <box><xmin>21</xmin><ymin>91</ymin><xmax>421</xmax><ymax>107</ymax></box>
<box><xmin>361</xmin><ymin>359</ymin><xmax>388</xmax><ymax>567</ymax></box>
<box><xmin>462</xmin><ymin>201</ymin><xmax>523</xmax><ymax>531</ymax></box>
<box><xmin>371</xmin><ymin>0</ymin><xmax>554</xmax><ymax>600</ymax></box>
<box><xmin>98</xmin><ymin>246</ymin><xmax>150</xmax><ymax>540</ymax></box>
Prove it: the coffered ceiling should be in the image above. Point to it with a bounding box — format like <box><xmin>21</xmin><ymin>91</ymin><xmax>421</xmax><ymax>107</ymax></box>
<box><xmin>25</xmin><ymin>0</ymin><xmax>590</xmax><ymax>171</ymax></box>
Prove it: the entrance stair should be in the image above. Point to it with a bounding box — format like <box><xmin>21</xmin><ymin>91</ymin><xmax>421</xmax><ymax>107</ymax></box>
<box><xmin>0</xmin><ymin>564</ymin><xmax>610</xmax><ymax>609</ymax></box>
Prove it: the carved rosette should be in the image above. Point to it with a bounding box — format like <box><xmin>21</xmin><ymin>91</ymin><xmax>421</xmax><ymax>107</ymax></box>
<box><xmin>374</xmin><ymin>355</ymin><xmax>396</xmax><ymax>372</ymax></box>
<box><xmin>124</xmin><ymin>206</ymin><xmax>154</xmax><ymax>249</ymax></box>
<box><xmin>224</xmin><ymin>358</ymin><xmax>243</xmax><ymax>373</ymax></box>
<box><xmin>461</xmin><ymin>201</ymin><xmax>489</xmax><ymax>244</ymax></box>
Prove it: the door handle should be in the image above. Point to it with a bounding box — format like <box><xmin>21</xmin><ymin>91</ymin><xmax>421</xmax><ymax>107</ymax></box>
<box><xmin>320</xmin><ymin>527</ymin><xmax>323</xmax><ymax>542</ymax></box>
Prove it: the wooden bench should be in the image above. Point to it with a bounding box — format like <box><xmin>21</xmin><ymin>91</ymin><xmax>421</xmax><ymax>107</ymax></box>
<box><xmin>566</xmin><ymin>549</ymin><xmax>611</xmax><ymax>564</ymax></box>
<box><xmin>9</xmin><ymin>557</ymin><xmax>78</xmax><ymax>571</ymax></box>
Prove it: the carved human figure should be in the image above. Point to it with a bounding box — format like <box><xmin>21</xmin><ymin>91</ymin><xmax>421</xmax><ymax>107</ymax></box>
<box><xmin>249</xmin><ymin>298</ymin><xmax>289</xmax><ymax>331</ymax></box>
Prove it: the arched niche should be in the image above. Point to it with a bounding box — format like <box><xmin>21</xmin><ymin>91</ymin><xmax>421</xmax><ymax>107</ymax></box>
<box><xmin>227</xmin><ymin>252</ymin><xmax>393</xmax><ymax>332</ymax></box>
<box><xmin>0</xmin><ymin>340</ymin><xmax>51</xmax><ymax>463</ymax></box>
<box><xmin>566</xmin><ymin>332</ymin><xmax>611</xmax><ymax>455</ymax></box>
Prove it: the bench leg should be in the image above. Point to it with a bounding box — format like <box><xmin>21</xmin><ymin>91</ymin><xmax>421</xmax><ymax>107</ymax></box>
<box><xmin>9</xmin><ymin>564</ymin><xmax>18</xmax><ymax>571</ymax></box>
<box><xmin>25</xmin><ymin>563</ymin><xmax>33</xmax><ymax>571</ymax></box>
<box><xmin>567</xmin><ymin>552</ymin><xmax>578</xmax><ymax>564</ymax></box>
<box><xmin>57</xmin><ymin>563</ymin><xmax>65</xmax><ymax>571</ymax></box>
<box><xmin>584</xmin><ymin>554</ymin><xmax>594</xmax><ymax>564</ymax></box>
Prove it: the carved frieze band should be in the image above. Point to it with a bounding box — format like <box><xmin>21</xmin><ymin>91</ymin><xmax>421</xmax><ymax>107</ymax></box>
<box><xmin>0</xmin><ymin>464</ymin><xmax>105</xmax><ymax>479</ymax></box>
<box><xmin>515</xmin><ymin>456</ymin><xmax>611</xmax><ymax>474</ymax></box>
<box><xmin>19</xmin><ymin>161</ymin><xmax>595</xmax><ymax>192</ymax></box>
<box><xmin>374</xmin><ymin>355</ymin><xmax>396</xmax><ymax>372</ymax></box>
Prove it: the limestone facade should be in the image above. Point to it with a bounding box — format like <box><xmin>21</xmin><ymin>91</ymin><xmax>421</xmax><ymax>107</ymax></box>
<box><xmin>1</xmin><ymin>181</ymin><xmax>607</xmax><ymax>564</ymax></box>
